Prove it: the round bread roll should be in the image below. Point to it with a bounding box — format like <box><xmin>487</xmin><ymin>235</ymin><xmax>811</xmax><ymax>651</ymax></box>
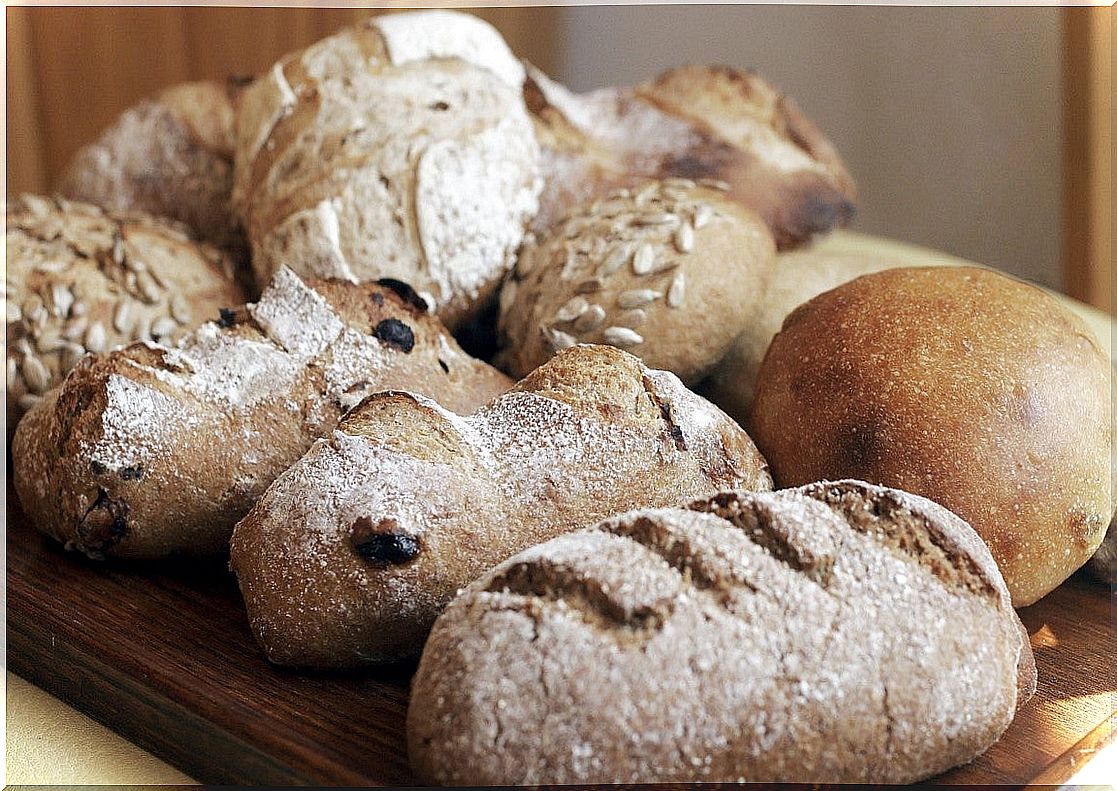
<box><xmin>751</xmin><ymin>266</ymin><xmax>1113</xmax><ymax>606</ymax></box>
<box><xmin>58</xmin><ymin>80</ymin><xmax>247</xmax><ymax>262</ymax></box>
<box><xmin>497</xmin><ymin>180</ymin><xmax>775</xmax><ymax>383</ymax></box>
<box><xmin>233</xmin><ymin>10</ymin><xmax>541</xmax><ymax>330</ymax></box>
<box><xmin>5</xmin><ymin>194</ymin><xmax>245</xmax><ymax>433</ymax></box>
<box><xmin>702</xmin><ymin>246</ymin><xmax>924</xmax><ymax>423</ymax></box>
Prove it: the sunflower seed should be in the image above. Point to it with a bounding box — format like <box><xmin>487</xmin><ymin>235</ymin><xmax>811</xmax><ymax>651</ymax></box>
<box><xmin>514</xmin><ymin>246</ymin><xmax>536</xmax><ymax>277</ymax></box>
<box><xmin>635</xmin><ymin>212</ymin><xmax>678</xmax><ymax>227</ymax></box>
<box><xmin>18</xmin><ymin>393</ymin><xmax>42</xmax><ymax>411</ymax></box>
<box><xmin>632</xmin><ymin>243</ymin><xmax>656</xmax><ymax>275</ymax></box>
<box><xmin>126</xmin><ymin>256</ymin><xmax>147</xmax><ymax>273</ymax></box>
<box><xmin>84</xmin><ymin>322</ymin><xmax>107</xmax><ymax>353</ymax></box>
<box><xmin>665</xmin><ymin>177</ymin><xmax>697</xmax><ymax>190</ymax></box>
<box><xmin>125</xmin><ymin>271</ymin><xmax>138</xmax><ymax>293</ymax></box>
<box><xmin>546</xmin><ymin>327</ymin><xmax>577</xmax><ymax>351</ymax></box>
<box><xmin>667</xmin><ymin>272</ymin><xmax>686</xmax><ymax>308</ymax></box>
<box><xmin>7</xmin><ymin>357</ymin><xmax>19</xmax><ymax>389</ymax></box>
<box><xmin>600</xmin><ymin>244</ymin><xmax>631</xmax><ymax>277</ymax></box>
<box><xmin>170</xmin><ymin>294</ymin><xmax>192</xmax><ymax>325</ymax></box>
<box><xmin>499</xmin><ymin>279</ymin><xmax>518</xmax><ymax>317</ymax></box>
<box><xmin>616</xmin><ymin>308</ymin><xmax>647</xmax><ymax>328</ymax></box>
<box><xmin>693</xmin><ymin>204</ymin><xmax>714</xmax><ymax>229</ymax></box>
<box><xmin>137</xmin><ymin>271</ymin><xmax>161</xmax><ymax>303</ymax></box>
<box><xmin>61</xmin><ymin>343</ymin><xmax>87</xmax><ymax>371</ymax></box>
<box><xmin>16</xmin><ymin>339</ymin><xmax>33</xmax><ymax>358</ymax></box>
<box><xmin>22</xmin><ymin>295</ymin><xmax>44</xmax><ymax>319</ymax></box>
<box><xmin>6</xmin><ymin>301</ymin><xmax>21</xmax><ymax>323</ymax></box>
<box><xmin>617</xmin><ymin>289</ymin><xmax>661</xmax><ymax>309</ymax></box>
<box><xmin>34</xmin><ymin>259</ymin><xmax>70</xmax><ymax>274</ymax></box>
<box><xmin>575</xmin><ymin>278</ymin><xmax>604</xmax><ymax>295</ymax></box>
<box><xmin>63</xmin><ymin>317</ymin><xmax>88</xmax><ymax>341</ymax></box>
<box><xmin>149</xmin><ymin>266</ymin><xmax>171</xmax><ymax>290</ymax></box>
<box><xmin>71</xmin><ymin>300</ymin><xmax>89</xmax><ymax>317</ymax></box>
<box><xmin>51</xmin><ymin>282</ymin><xmax>74</xmax><ymax>318</ymax></box>
<box><xmin>21</xmin><ymin>354</ymin><xmax>50</xmax><ymax>393</ymax></box>
<box><xmin>698</xmin><ymin>178</ymin><xmax>731</xmax><ymax>192</ymax></box>
<box><xmin>112</xmin><ymin>301</ymin><xmax>133</xmax><ymax>334</ymax></box>
<box><xmin>135</xmin><ymin>316</ymin><xmax>153</xmax><ymax>341</ymax></box>
<box><xmin>674</xmin><ymin>221</ymin><xmax>695</xmax><ymax>254</ymax></box>
<box><xmin>111</xmin><ymin>235</ymin><xmax>125</xmax><ymax>265</ymax></box>
<box><xmin>553</xmin><ymin>296</ymin><xmax>589</xmax><ymax>324</ymax></box>
<box><xmin>26</xmin><ymin>302</ymin><xmax>48</xmax><ymax>328</ymax></box>
<box><xmin>35</xmin><ymin>330</ymin><xmax>63</xmax><ymax>354</ymax></box>
<box><xmin>603</xmin><ymin>326</ymin><xmax>644</xmax><ymax>347</ymax></box>
<box><xmin>152</xmin><ymin>317</ymin><xmax>179</xmax><ymax>340</ymax></box>
<box><xmin>634</xmin><ymin>182</ymin><xmax>659</xmax><ymax>205</ymax></box>
<box><xmin>573</xmin><ymin>304</ymin><xmax>606</xmax><ymax>333</ymax></box>
<box><xmin>21</xmin><ymin>194</ymin><xmax>52</xmax><ymax>217</ymax></box>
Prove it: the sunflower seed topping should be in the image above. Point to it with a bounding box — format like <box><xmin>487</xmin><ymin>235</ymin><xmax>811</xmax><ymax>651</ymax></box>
<box><xmin>61</xmin><ymin>343</ymin><xmax>86</xmax><ymax>371</ymax></box>
<box><xmin>170</xmin><ymin>294</ymin><xmax>192</xmax><ymax>325</ymax></box>
<box><xmin>137</xmin><ymin>271</ymin><xmax>161</xmax><ymax>304</ymax></box>
<box><xmin>49</xmin><ymin>283</ymin><xmax>74</xmax><ymax>318</ymax></box>
<box><xmin>573</xmin><ymin>304</ymin><xmax>606</xmax><ymax>333</ymax></box>
<box><xmin>603</xmin><ymin>326</ymin><xmax>644</xmax><ymax>347</ymax></box>
<box><xmin>674</xmin><ymin>221</ymin><xmax>695</xmax><ymax>253</ymax></box>
<box><xmin>575</xmin><ymin>278</ymin><xmax>604</xmax><ymax>295</ymax></box>
<box><xmin>18</xmin><ymin>393</ymin><xmax>42</xmax><ymax>411</ymax></box>
<box><xmin>631</xmin><ymin>243</ymin><xmax>656</xmax><ymax>275</ymax></box>
<box><xmin>665</xmin><ymin>177</ymin><xmax>697</xmax><ymax>190</ymax></box>
<box><xmin>600</xmin><ymin>244</ymin><xmax>631</xmax><ymax>276</ymax></box>
<box><xmin>553</xmin><ymin>296</ymin><xmax>588</xmax><ymax>324</ymax></box>
<box><xmin>7</xmin><ymin>357</ymin><xmax>19</xmax><ymax>388</ymax></box>
<box><xmin>667</xmin><ymin>271</ymin><xmax>686</xmax><ymax>308</ymax></box>
<box><xmin>112</xmin><ymin>301</ymin><xmax>133</xmax><ymax>334</ymax></box>
<box><xmin>616</xmin><ymin>308</ymin><xmax>647</xmax><ymax>328</ymax></box>
<box><xmin>546</xmin><ymin>327</ymin><xmax>577</xmax><ymax>351</ymax></box>
<box><xmin>71</xmin><ymin>300</ymin><xmax>89</xmax><ymax>317</ymax></box>
<box><xmin>693</xmin><ymin>204</ymin><xmax>714</xmax><ymax>229</ymax></box>
<box><xmin>21</xmin><ymin>354</ymin><xmax>49</xmax><ymax>393</ymax></box>
<box><xmin>111</xmin><ymin>235</ymin><xmax>125</xmax><ymax>265</ymax></box>
<box><xmin>84</xmin><ymin>322</ymin><xmax>107</xmax><ymax>354</ymax></box>
<box><xmin>63</xmin><ymin>318</ymin><xmax>88</xmax><ymax>341</ymax></box>
<box><xmin>152</xmin><ymin>317</ymin><xmax>179</xmax><ymax>341</ymax></box>
<box><xmin>6</xmin><ymin>301</ymin><xmax>21</xmax><ymax>324</ymax></box>
<box><xmin>698</xmin><ymin>178</ymin><xmax>731</xmax><ymax>192</ymax></box>
<box><xmin>617</xmin><ymin>289</ymin><xmax>661</xmax><ymax>309</ymax></box>
<box><xmin>635</xmin><ymin>212</ymin><xmax>678</xmax><ymax>227</ymax></box>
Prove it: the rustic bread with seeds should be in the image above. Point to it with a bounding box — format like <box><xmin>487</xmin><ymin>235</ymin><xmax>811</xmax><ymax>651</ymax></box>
<box><xmin>408</xmin><ymin>480</ymin><xmax>1035</xmax><ymax>785</ymax></box>
<box><xmin>58</xmin><ymin>80</ymin><xmax>248</xmax><ymax>262</ymax></box>
<box><xmin>526</xmin><ymin>64</ymin><xmax>855</xmax><ymax>249</ymax></box>
<box><xmin>12</xmin><ymin>268</ymin><xmax>510</xmax><ymax>559</ymax></box>
<box><xmin>233</xmin><ymin>10</ymin><xmax>541</xmax><ymax>330</ymax></box>
<box><xmin>230</xmin><ymin>343</ymin><xmax>772</xmax><ymax>667</ymax></box>
<box><xmin>497</xmin><ymin>180</ymin><xmax>775</xmax><ymax>384</ymax></box>
<box><xmin>751</xmin><ymin>267</ymin><xmax>1113</xmax><ymax>606</ymax></box>
<box><xmin>5</xmin><ymin>194</ymin><xmax>245</xmax><ymax>436</ymax></box>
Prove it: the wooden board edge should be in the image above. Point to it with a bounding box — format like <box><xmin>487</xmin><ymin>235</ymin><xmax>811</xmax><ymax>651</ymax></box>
<box><xmin>1024</xmin><ymin>710</ymin><xmax>1117</xmax><ymax>788</ymax></box>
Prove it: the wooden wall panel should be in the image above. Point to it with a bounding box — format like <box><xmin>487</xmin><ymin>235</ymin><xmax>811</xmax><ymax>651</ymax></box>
<box><xmin>5</xmin><ymin>6</ymin><xmax>558</xmax><ymax>196</ymax></box>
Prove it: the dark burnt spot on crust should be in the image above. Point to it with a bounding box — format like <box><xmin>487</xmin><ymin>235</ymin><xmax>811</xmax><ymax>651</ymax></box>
<box><xmin>218</xmin><ymin>307</ymin><xmax>238</xmax><ymax>328</ymax></box>
<box><xmin>660</xmin><ymin>402</ymin><xmax>687</xmax><ymax>451</ymax></box>
<box><xmin>429</xmin><ymin>100</ymin><xmax>450</xmax><ymax>111</ymax></box>
<box><xmin>438</xmin><ymin>359</ymin><xmax>450</xmax><ymax>374</ymax></box>
<box><xmin>375</xmin><ymin>278</ymin><xmax>429</xmax><ymax>313</ymax></box>
<box><xmin>90</xmin><ymin>460</ymin><xmax>108</xmax><ymax>476</ymax></box>
<box><xmin>119</xmin><ymin>465</ymin><xmax>144</xmax><ymax>481</ymax></box>
<box><xmin>351</xmin><ymin>516</ymin><xmax>421</xmax><ymax>566</ymax></box>
<box><xmin>76</xmin><ymin>487</ymin><xmax>129</xmax><ymax>557</ymax></box>
<box><xmin>373</xmin><ymin>318</ymin><xmax>415</xmax><ymax>353</ymax></box>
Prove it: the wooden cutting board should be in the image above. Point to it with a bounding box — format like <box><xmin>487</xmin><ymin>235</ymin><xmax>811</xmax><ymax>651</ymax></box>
<box><xmin>6</xmin><ymin>481</ymin><xmax>1115</xmax><ymax>786</ymax></box>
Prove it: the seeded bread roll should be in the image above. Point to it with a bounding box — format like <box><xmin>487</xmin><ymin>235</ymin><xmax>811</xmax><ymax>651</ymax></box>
<box><xmin>497</xmin><ymin>180</ymin><xmax>776</xmax><ymax>384</ymax></box>
<box><xmin>58</xmin><ymin>80</ymin><xmax>247</xmax><ymax>261</ymax></box>
<box><xmin>230</xmin><ymin>344</ymin><xmax>771</xmax><ymax>667</ymax></box>
<box><xmin>751</xmin><ymin>267</ymin><xmax>1113</xmax><ymax>606</ymax></box>
<box><xmin>5</xmin><ymin>194</ymin><xmax>245</xmax><ymax>434</ymax></box>
<box><xmin>233</xmin><ymin>10</ymin><xmax>541</xmax><ymax>330</ymax></box>
<box><xmin>12</xmin><ymin>268</ymin><xmax>511</xmax><ymax>560</ymax></box>
<box><xmin>526</xmin><ymin>64</ymin><xmax>855</xmax><ymax>249</ymax></box>
<box><xmin>408</xmin><ymin>480</ymin><xmax>1035</xmax><ymax>785</ymax></box>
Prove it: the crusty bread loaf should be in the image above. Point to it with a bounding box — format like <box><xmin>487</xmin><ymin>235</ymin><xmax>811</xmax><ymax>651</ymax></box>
<box><xmin>233</xmin><ymin>10</ymin><xmax>541</xmax><ymax>329</ymax></box>
<box><xmin>408</xmin><ymin>480</ymin><xmax>1035</xmax><ymax>785</ymax></box>
<box><xmin>230</xmin><ymin>344</ymin><xmax>771</xmax><ymax>667</ymax></box>
<box><xmin>5</xmin><ymin>194</ymin><xmax>245</xmax><ymax>434</ymax></box>
<box><xmin>701</xmin><ymin>246</ymin><xmax>923</xmax><ymax>422</ymax></box>
<box><xmin>497</xmin><ymin>180</ymin><xmax>775</xmax><ymax>384</ymax></box>
<box><xmin>58</xmin><ymin>80</ymin><xmax>247</xmax><ymax>261</ymax></box>
<box><xmin>13</xmin><ymin>268</ymin><xmax>510</xmax><ymax>560</ymax></box>
<box><xmin>526</xmin><ymin>64</ymin><xmax>854</xmax><ymax>249</ymax></box>
<box><xmin>751</xmin><ymin>266</ymin><xmax>1113</xmax><ymax>606</ymax></box>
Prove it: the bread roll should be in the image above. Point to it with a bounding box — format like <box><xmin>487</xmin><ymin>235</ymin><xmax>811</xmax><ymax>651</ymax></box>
<box><xmin>233</xmin><ymin>10</ymin><xmax>541</xmax><ymax>329</ymax></box>
<box><xmin>58</xmin><ymin>80</ymin><xmax>247</xmax><ymax>261</ymax></box>
<box><xmin>751</xmin><ymin>266</ymin><xmax>1113</xmax><ymax>606</ymax></box>
<box><xmin>497</xmin><ymin>180</ymin><xmax>776</xmax><ymax>384</ymax></box>
<box><xmin>13</xmin><ymin>268</ymin><xmax>510</xmax><ymax>560</ymax></box>
<box><xmin>230</xmin><ymin>344</ymin><xmax>771</xmax><ymax>667</ymax></box>
<box><xmin>526</xmin><ymin>64</ymin><xmax>855</xmax><ymax>249</ymax></box>
<box><xmin>5</xmin><ymin>194</ymin><xmax>245</xmax><ymax>433</ymax></box>
<box><xmin>408</xmin><ymin>480</ymin><xmax>1035</xmax><ymax>785</ymax></box>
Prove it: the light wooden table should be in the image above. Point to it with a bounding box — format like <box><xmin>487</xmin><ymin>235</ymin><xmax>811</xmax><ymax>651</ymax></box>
<box><xmin>5</xmin><ymin>232</ymin><xmax>1113</xmax><ymax>786</ymax></box>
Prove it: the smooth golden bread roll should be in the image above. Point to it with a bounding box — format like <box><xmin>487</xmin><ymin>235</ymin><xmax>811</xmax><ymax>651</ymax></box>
<box><xmin>750</xmin><ymin>266</ymin><xmax>1113</xmax><ymax>606</ymax></box>
<box><xmin>408</xmin><ymin>480</ymin><xmax>1034</xmax><ymax>785</ymax></box>
<box><xmin>233</xmin><ymin>10</ymin><xmax>541</xmax><ymax>330</ymax></box>
<box><xmin>497</xmin><ymin>180</ymin><xmax>776</xmax><ymax>383</ymax></box>
<box><xmin>13</xmin><ymin>268</ymin><xmax>510</xmax><ymax>559</ymax></box>
<box><xmin>230</xmin><ymin>344</ymin><xmax>772</xmax><ymax>667</ymax></box>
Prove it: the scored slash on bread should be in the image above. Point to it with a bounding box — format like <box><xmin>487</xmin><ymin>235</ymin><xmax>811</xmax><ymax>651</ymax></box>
<box><xmin>408</xmin><ymin>480</ymin><xmax>1035</xmax><ymax>786</ymax></box>
<box><xmin>229</xmin><ymin>344</ymin><xmax>772</xmax><ymax>667</ymax></box>
<box><xmin>12</xmin><ymin>268</ymin><xmax>511</xmax><ymax>560</ymax></box>
<box><xmin>526</xmin><ymin>64</ymin><xmax>856</xmax><ymax>249</ymax></box>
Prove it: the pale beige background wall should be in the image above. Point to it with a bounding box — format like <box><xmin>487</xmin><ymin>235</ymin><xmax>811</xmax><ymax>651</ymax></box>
<box><xmin>557</xmin><ymin>5</ymin><xmax>1062</xmax><ymax>288</ymax></box>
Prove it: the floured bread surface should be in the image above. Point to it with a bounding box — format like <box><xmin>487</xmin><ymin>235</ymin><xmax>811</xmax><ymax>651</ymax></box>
<box><xmin>526</xmin><ymin>65</ymin><xmax>855</xmax><ymax>249</ymax></box>
<box><xmin>408</xmin><ymin>480</ymin><xmax>1035</xmax><ymax>785</ymax></box>
<box><xmin>233</xmin><ymin>10</ymin><xmax>541</xmax><ymax>329</ymax></box>
<box><xmin>12</xmin><ymin>269</ymin><xmax>511</xmax><ymax>560</ymax></box>
<box><xmin>230</xmin><ymin>344</ymin><xmax>771</xmax><ymax>667</ymax></box>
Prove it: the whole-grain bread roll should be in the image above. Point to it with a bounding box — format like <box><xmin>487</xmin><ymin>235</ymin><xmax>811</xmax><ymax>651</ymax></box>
<box><xmin>5</xmin><ymin>194</ymin><xmax>245</xmax><ymax>433</ymax></box>
<box><xmin>408</xmin><ymin>480</ymin><xmax>1035</xmax><ymax>785</ymax></box>
<box><xmin>526</xmin><ymin>64</ymin><xmax>855</xmax><ymax>248</ymax></box>
<box><xmin>497</xmin><ymin>180</ymin><xmax>775</xmax><ymax>384</ymax></box>
<box><xmin>230</xmin><ymin>344</ymin><xmax>771</xmax><ymax>667</ymax></box>
<box><xmin>701</xmin><ymin>246</ymin><xmax>921</xmax><ymax>422</ymax></box>
<box><xmin>233</xmin><ymin>10</ymin><xmax>541</xmax><ymax>330</ymax></box>
<box><xmin>751</xmin><ymin>266</ymin><xmax>1113</xmax><ymax>606</ymax></box>
<box><xmin>58</xmin><ymin>80</ymin><xmax>248</xmax><ymax>262</ymax></box>
<box><xmin>13</xmin><ymin>268</ymin><xmax>510</xmax><ymax>560</ymax></box>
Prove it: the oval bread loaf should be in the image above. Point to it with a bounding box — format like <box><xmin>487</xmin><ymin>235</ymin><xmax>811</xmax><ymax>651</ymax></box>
<box><xmin>408</xmin><ymin>480</ymin><xmax>1035</xmax><ymax>785</ymax></box>
<box><xmin>6</xmin><ymin>194</ymin><xmax>245</xmax><ymax>433</ymax></box>
<box><xmin>526</xmin><ymin>64</ymin><xmax>855</xmax><ymax>248</ymax></box>
<box><xmin>12</xmin><ymin>268</ymin><xmax>510</xmax><ymax>559</ymax></box>
<box><xmin>750</xmin><ymin>266</ymin><xmax>1113</xmax><ymax>606</ymax></box>
<box><xmin>233</xmin><ymin>10</ymin><xmax>541</xmax><ymax>329</ymax></box>
<box><xmin>58</xmin><ymin>80</ymin><xmax>247</xmax><ymax>261</ymax></box>
<box><xmin>230</xmin><ymin>344</ymin><xmax>772</xmax><ymax>667</ymax></box>
<box><xmin>497</xmin><ymin>180</ymin><xmax>776</xmax><ymax>384</ymax></box>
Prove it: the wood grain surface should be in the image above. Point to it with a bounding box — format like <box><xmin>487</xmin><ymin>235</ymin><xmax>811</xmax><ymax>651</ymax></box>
<box><xmin>5</xmin><ymin>480</ymin><xmax>1115</xmax><ymax>786</ymax></box>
